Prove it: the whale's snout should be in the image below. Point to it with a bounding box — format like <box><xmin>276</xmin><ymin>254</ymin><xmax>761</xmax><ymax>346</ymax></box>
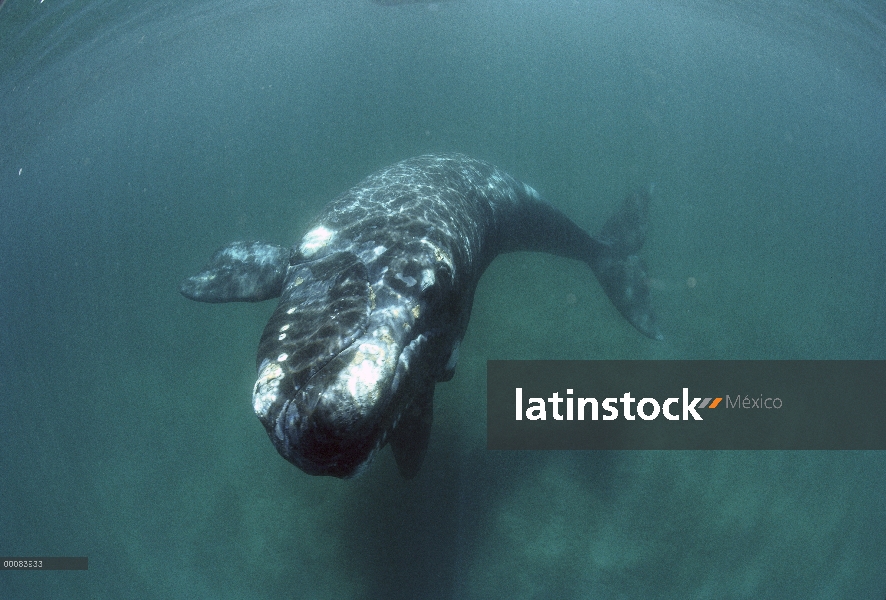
<box><xmin>254</xmin><ymin>329</ymin><xmax>404</xmax><ymax>478</ymax></box>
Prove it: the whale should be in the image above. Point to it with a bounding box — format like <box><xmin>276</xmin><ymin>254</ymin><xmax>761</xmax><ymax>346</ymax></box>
<box><xmin>180</xmin><ymin>154</ymin><xmax>661</xmax><ymax>478</ymax></box>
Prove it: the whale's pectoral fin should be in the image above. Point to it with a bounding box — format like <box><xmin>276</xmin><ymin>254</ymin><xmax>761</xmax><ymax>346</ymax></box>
<box><xmin>388</xmin><ymin>382</ymin><xmax>435</xmax><ymax>479</ymax></box>
<box><xmin>591</xmin><ymin>189</ymin><xmax>663</xmax><ymax>341</ymax></box>
<box><xmin>180</xmin><ymin>241</ymin><xmax>290</xmax><ymax>303</ymax></box>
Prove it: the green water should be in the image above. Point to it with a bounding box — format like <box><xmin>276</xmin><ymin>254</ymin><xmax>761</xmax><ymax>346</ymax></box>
<box><xmin>1</xmin><ymin>0</ymin><xmax>884</xmax><ymax>597</ymax></box>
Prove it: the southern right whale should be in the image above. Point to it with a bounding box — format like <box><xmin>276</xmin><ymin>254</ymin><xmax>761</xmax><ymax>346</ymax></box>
<box><xmin>180</xmin><ymin>154</ymin><xmax>661</xmax><ymax>478</ymax></box>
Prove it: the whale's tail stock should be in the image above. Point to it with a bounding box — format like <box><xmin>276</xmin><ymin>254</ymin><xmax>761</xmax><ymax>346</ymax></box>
<box><xmin>498</xmin><ymin>181</ymin><xmax>662</xmax><ymax>341</ymax></box>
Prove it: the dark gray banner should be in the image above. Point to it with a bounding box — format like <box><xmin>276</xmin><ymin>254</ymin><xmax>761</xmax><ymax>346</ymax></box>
<box><xmin>487</xmin><ymin>361</ymin><xmax>886</xmax><ymax>450</ymax></box>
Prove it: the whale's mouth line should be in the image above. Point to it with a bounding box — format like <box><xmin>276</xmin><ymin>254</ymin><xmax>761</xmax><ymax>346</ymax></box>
<box><xmin>289</xmin><ymin>324</ymin><xmax>369</xmax><ymax>405</ymax></box>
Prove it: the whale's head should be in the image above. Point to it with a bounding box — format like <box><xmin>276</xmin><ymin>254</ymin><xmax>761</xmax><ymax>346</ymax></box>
<box><xmin>252</xmin><ymin>227</ymin><xmax>454</xmax><ymax>478</ymax></box>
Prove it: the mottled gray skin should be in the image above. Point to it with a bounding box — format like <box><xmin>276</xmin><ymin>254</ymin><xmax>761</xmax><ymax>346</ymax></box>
<box><xmin>180</xmin><ymin>154</ymin><xmax>660</xmax><ymax>478</ymax></box>
<box><xmin>180</xmin><ymin>242</ymin><xmax>289</xmax><ymax>303</ymax></box>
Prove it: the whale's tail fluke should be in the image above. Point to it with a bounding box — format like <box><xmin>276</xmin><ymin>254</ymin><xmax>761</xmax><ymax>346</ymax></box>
<box><xmin>497</xmin><ymin>182</ymin><xmax>662</xmax><ymax>340</ymax></box>
<box><xmin>589</xmin><ymin>188</ymin><xmax>663</xmax><ymax>340</ymax></box>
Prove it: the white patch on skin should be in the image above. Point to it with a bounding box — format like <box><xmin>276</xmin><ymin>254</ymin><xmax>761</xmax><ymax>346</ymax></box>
<box><xmin>253</xmin><ymin>361</ymin><xmax>284</xmax><ymax>418</ymax></box>
<box><xmin>226</xmin><ymin>245</ymin><xmax>251</xmax><ymax>262</ymax></box>
<box><xmin>395</xmin><ymin>273</ymin><xmax>417</xmax><ymax>287</ymax></box>
<box><xmin>299</xmin><ymin>225</ymin><xmax>335</xmax><ymax>258</ymax></box>
<box><xmin>420</xmin><ymin>268</ymin><xmax>435</xmax><ymax>291</ymax></box>
<box><xmin>331</xmin><ymin>328</ymin><xmax>400</xmax><ymax>410</ymax></box>
<box><xmin>348</xmin><ymin>357</ymin><xmax>382</xmax><ymax>399</ymax></box>
<box><xmin>345</xmin><ymin>342</ymin><xmax>387</xmax><ymax>402</ymax></box>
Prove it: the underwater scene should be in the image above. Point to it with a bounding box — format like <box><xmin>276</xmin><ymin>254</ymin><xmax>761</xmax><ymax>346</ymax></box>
<box><xmin>1</xmin><ymin>0</ymin><xmax>885</xmax><ymax>597</ymax></box>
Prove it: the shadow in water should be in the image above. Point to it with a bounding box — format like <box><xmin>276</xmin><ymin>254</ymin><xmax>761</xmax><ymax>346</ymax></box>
<box><xmin>329</xmin><ymin>431</ymin><xmax>621</xmax><ymax>600</ymax></box>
